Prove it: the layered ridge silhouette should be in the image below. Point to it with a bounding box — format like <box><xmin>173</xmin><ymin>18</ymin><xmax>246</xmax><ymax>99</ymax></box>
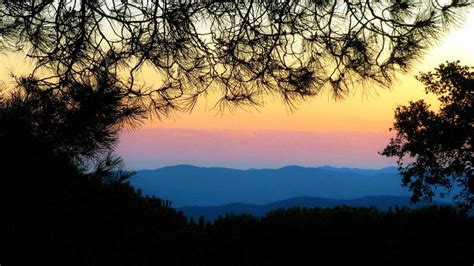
<box><xmin>130</xmin><ymin>165</ymin><xmax>429</xmax><ymax>207</ymax></box>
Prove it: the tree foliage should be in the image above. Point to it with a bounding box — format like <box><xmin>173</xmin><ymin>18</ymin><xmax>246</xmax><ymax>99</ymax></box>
<box><xmin>0</xmin><ymin>0</ymin><xmax>471</xmax><ymax>114</ymax></box>
<box><xmin>0</xmin><ymin>66</ymin><xmax>145</xmax><ymax>174</ymax></box>
<box><xmin>0</xmin><ymin>72</ymin><xmax>187</xmax><ymax>265</ymax></box>
<box><xmin>381</xmin><ymin>61</ymin><xmax>473</xmax><ymax>210</ymax></box>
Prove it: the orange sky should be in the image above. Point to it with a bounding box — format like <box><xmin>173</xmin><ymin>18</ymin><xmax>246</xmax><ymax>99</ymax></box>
<box><xmin>138</xmin><ymin>9</ymin><xmax>474</xmax><ymax>133</ymax></box>
<box><xmin>1</xmin><ymin>10</ymin><xmax>473</xmax><ymax>169</ymax></box>
<box><xmin>117</xmin><ymin>10</ymin><xmax>474</xmax><ymax>169</ymax></box>
<box><xmin>1</xmin><ymin>10</ymin><xmax>472</xmax><ymax>134</ymax></box>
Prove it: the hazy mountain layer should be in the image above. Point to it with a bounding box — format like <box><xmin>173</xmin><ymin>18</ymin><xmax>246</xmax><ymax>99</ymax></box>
<box><xmin>131</xmin><ymin>165</ymin><xmax>414</xmax><ymax>207</ymax></box>
<box><xmin>179</xmin><ymin>195</ymin><xmax>450</xmax><ymax>221</ymax></box>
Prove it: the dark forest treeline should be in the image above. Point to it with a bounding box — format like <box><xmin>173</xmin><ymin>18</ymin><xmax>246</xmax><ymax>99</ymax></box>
<box><xmin>178</xmin><ymin>205</ymin><xmax>474</xmax><ymax>266</ymax></box>
<box><xmin>10</xmin><ymin>190</ymin><xmax>474</xmax><ymax>266</ymax></box>
<box><xmin>44</xmin><ymin>205</ymin><xmax>474</xmax><ymax>265</ymax></box>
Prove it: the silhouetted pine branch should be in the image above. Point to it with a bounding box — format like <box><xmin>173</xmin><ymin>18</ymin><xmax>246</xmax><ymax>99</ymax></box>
<box><xmin>0</xmin><ymin>0</ymin><xmax>471</xmax><ymax>114</ymax></box>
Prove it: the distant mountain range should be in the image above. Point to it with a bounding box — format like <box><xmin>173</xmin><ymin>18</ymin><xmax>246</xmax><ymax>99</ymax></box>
<box><xmin>178</xmin><ymin>195</ymin><xmax>451</xmax><ymax>221</ymax></box>
<box><xmin>130</xmin><ymin>164</ymin><xmax>435</xmax><ymax>207</ymax></box>
<box><xmin>130</xmin><ymin>165</ymin><xmax>457</xmax><ymax>220</ymax></box>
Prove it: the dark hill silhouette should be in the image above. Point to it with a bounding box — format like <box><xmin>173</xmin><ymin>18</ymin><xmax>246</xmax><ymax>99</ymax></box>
<box><xmin>179</xmin><ymin>195</ymin><xmax>451</xmax><ymax>221</ymax></box>
<box><xmin>131</xmin><ymin>165</ymin><xmax>436</xmax><ymax>207</ymax></box>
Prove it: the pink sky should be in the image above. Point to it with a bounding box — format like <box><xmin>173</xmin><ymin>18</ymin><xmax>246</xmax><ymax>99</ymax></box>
<box><xmin>117</xmin><ymin>128</ymin><xmax>397</xmax><ymax>170</ymax></box>
<box><xmin>115</xmin><ymin>12</ymin><xmax>474</xmax><ymax>171</ymax></box>
<box><xmin>0</xmin><ymin>9</ymin><xmax>469</xmax><ymax>171</ymax></box>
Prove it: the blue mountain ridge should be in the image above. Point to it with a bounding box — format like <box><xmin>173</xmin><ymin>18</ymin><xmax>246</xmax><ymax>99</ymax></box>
<box><xmin>178</xmin><ymin>195</ymin><xmax>451</xmax><ymax>221</ymax></box>
<box><xmin>130</xmin><ymin>164</ymin><xmax>451</xmax><ymax>207</ymax></box>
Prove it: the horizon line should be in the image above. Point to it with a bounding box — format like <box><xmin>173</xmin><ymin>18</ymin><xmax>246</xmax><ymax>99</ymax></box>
<box><xmin>134</xmin><ymin>163</ymin><xmax>399</xmax><ymax>172</ymax></box>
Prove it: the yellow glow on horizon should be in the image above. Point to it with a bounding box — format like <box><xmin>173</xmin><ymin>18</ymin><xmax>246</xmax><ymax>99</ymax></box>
<box><xmin>1</xmin><ymin>10</ymin><xmax>473</xmax><ymax>134</ymax></box>
<box><xmin>141</xmin><ymin>10</ymin><xmax>474</xmax><ymax>133</ymax></box>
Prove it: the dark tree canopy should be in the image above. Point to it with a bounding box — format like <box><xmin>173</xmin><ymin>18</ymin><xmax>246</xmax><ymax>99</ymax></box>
<box><xmin>0</xmin><ymin>61</ymin><xmax>146</xmax><ymax>191</ymax></box>
<box><xmin>1</xmin><ymin>67</ymin><xmax>189</xmax><ymax>265</ymax></box>
<box><xmin>0</xmin><ymin>0</ymin><xmax>471</xmax><ymax>115</ymax></box>
<box><xmin>381</xmin><ymin>61</ymin><xmax>473</xmax><ymax>210</ymax></box>
<box><xmin>0</xmin><ymin>68</ymin><xmax>145</xmax><ymax>170</ymax></box>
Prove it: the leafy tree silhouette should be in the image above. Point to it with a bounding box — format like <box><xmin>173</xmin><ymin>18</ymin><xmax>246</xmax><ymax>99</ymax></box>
<box><xmin>0</xmin><ymin>67</ymin><xmax>145</xmax><ymax>184</ymax></box>
<box><xmin>0</xmin><ymin>68</ymin><xmax>187</xmax><ymax>265</ymax></box>
<box><xmin>381</xmin><ymin>61</ymin><xmax>473</xmax><ymax>211</ymax></box>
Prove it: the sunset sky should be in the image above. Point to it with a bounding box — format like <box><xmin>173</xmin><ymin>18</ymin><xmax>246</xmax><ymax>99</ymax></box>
<box><xmin>2</xmin><ymin>10</ymin><xmax>473</xmax><ymax>170</ymax></box>
<box><xmin>116</xmin><ymin>9</ymin><xmax>474</xmax><ymax>170</ymax></box>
